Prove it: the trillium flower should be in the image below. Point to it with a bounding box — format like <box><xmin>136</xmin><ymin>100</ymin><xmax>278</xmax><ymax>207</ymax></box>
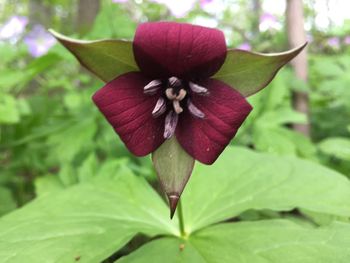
<box><xmin>93</xmin><ymin>22</ymin><xmax>252</xmax><ymax>165</ymax></box>
<box><xmin>51</xmin><ymin>22</ymin><xmax>306</xmax><ymax>217</ymax></box>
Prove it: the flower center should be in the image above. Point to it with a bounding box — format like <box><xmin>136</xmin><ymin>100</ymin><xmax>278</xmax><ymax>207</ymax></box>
<box><xmin>143</xmin><ymin>76</ymin><xmax>207</xmax><ymax>139</ymax></box>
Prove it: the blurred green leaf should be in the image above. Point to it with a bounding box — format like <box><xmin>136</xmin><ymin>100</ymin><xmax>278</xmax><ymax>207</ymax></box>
<box><xmin>214</xmin><ymin>43</ymin><xmax>307</xmax><ymax>97</ymax></box>
<box><xmin>0</xmin><ymin>170</ymin><xmax>178</xmax><ymax>262</ymax></box>
<box><xmin>50</xmin><ymin>30</ymin><xmax>138</xmax><ymax>83</ymax></box>
<box><xmin>181</xmin><ymin>147</ymin><xmax>350</xmax><ymax>233</ymax></box>
<box><xmin>0</xmin><ymin>187</ymin><xmax>17</xmax><ymax>216</ymax></box>
<box><xmin>89</xmin><ymin>2</ymin><xmax>136</xmax><ymax>39</ymax></box>
<box><xmin>46</xmin><ymin>117</ymin><xmax>97</xmax><ymax>163</ymax></box>
<box><xmin>119</xmin><ymin>220</ymin><xmax>350</xmax><ymax>263</ymax></box>
<box><xmin>319</xmin><ymin>137</ymin><xmax>350</xmax><ymax>160</ymax></box>
<box><xmin>77</xmin><ymin>153</ymin><xmax>98</xmax><ymax>182</ymax></box>
<box><xmin>0</xmin><ymin>94</ymin><xmax>20</xmax><ymax>124</ymax></box>
<box><xmin>34</xmin><ymin>175</ymin><xmax>64</xmax><ymax>197</ymax></box>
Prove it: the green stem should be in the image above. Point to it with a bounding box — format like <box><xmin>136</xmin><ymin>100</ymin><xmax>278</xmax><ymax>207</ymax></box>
<box><xmin>177</xmin><ymin>199</ymin><xmax>186</xmax><ymax>238</ymax></box>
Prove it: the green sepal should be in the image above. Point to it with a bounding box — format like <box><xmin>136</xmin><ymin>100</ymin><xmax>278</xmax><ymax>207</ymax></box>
<box><xmin>214</xmin><ymin>42</ymin><xmax>307</xmax><ymax>97</ymax></box>
<box><xmin>49</xmin><ymin>30</ymin><xmax>139</xmax><ymax>82</ymax></box>
<box><xmin>152</xmin><ymin>137</ymin><xmax>195</xmax><ymax>219</ymax></box>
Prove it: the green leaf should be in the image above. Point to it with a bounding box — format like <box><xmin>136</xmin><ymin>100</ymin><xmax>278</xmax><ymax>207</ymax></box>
<box><xmin>34</xmin><ymin>175</ymin><xmax>64</xmax><ymax>197</ymax></box>
<box><xmin>214</xmin><ymin>43</ymin><xmax>307</xmax><ymax>97</ymax></box>
<box><xmin>152</xmin><ymin>137</ymin><xmax>195</xmax><ymax>218</ymax></box>
<box><xmin>181</xmin><ymin>147</ymin><xmax>350</xmax><ymax>233</ymax></box>
<box><xmin>0</xmin><ymin>94</ymin><xmax>20</xmax><ymax>124</ymax></box>
<box><xmin>88</xmin><ymin>2</ymin><xmax>136</xmax><ymax>39</ymax></box>
<box><xmin>46</xmin><ymin>117</ymin><xmax>97</xmax><ymax>163</ymax></box>
<box><xmin>0</xmin><ymin>170</ymin><xmax>178</xmax><ymax>262</ymax></box>
<box><xmin>119</xmin><ymin>220</ymin><xmax>350</xmax><ymax>263</ymax></box>
<box><xmin>192</xmin><ymin>221</ymin><xmax>350</xmax><ymax>263</ymax></box>
<box><xmin>318</xmin><ymin>137</ymin><xmax>350</xmax><ymax>161</ymax></box>
<box><xmin>0</xmin><ymin>187</ymin><xmax>17</xmax><ymax>216</ymax></box>
<box><xmin>118</xmin><ymin>237</ymin><xmax>204</xmax><ymax>263</ymax></box>
<box><xmin>49</xmin><ymin>30</ymin><xmax>139</xmax><ymax>82</ymax></box>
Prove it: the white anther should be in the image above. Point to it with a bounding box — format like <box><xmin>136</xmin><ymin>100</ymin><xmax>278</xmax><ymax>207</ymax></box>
<box><xmin>168</xmin><ymin>76</ymin><xmax>181</xmax><ymax>87</ymax></box>
<box><xmin>152</xmin><ymin>97</ymin><xmax>167</xmax><ymax>117</ymax></box>
<box><xmin>189</xmin><ymin>82</ymin><xmax>208</xmax><ymax>95</ymax></box>
<box><xmin>144</xmin><ymin>79</ymin><xmax>162</xmax><ymax>94</ymax></box>
<box><xmin>188</xmin><ymin>99</ymin><xmax>205</xmax><ymax>119</ymax></box>
<box><xmin>164</xmin><ymin>111</ymin><xmax>179</xmax><ymax>139</ymax></box>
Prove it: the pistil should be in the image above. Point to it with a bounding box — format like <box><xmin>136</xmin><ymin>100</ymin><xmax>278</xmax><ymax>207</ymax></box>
<box><xmin>144</xmin><ymin>76</ymin><xmax>206</xmax><ymax>139</ymax></box>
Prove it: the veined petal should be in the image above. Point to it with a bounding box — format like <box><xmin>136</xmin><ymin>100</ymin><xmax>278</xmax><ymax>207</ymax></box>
<box><xmin>176</xmin><ymin>79</ymin><xmax>252</xmax><ymax>164</ymax></box>
<box><xmin>92</xmin><ymin>72</ymin><xmax>165</xmax><ymax>156</ymax></box>
<box><xmin>133</xmin><ymin>22</ymin><xmax>227</xmax><ymax>80</ymax></box>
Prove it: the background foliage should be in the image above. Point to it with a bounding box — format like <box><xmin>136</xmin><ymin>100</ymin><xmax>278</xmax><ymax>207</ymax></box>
<box><xmin>1</xmin><ymin>0</ymin><xmax>350</xmax><ymax>262</ymax></box>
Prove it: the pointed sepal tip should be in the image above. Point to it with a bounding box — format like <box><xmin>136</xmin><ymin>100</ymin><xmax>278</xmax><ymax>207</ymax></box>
<box><xmin>168</xmin><ymin>193</ymin><xmax>180</xmax><ymax>219</ymax></box>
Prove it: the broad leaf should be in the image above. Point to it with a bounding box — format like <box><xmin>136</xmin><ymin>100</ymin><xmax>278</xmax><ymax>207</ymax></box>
<box><xmin>119</xmin><ymin>220</ymin><xmax>350</xmax><ymax>263</ymax></box>
<box><xmin>181</xmin><ymin>147</ymin><xmax>350</xmax><ymax>233</ymax></box>
<box><xmin>318</xmin><ymin>137</ymin><xmax>350</xmax><ymax>160</ymax></box>
<box><xmin>49</xmin><ymin>30</ymin><xmax>139</xmax><ymax>82</ymax></box>
<box><xmin>152</xmin><ymin>137</ymin><xmax>195</xmax><ymax>218</ymax></box>
<box><xmin>0</xmin><ymin>169</ymin><xmax>178</xmax><ymax>262</ymax></box>
<box><xmin>213</xmin><ymin>43</ymin><xmax>307</xmax><ymax>97</ymax></box>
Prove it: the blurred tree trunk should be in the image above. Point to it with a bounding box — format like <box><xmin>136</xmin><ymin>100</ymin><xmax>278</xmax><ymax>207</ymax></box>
<box><xmin>29</xmin><ymin>0</ymin><xmax>53</xmax><ymax>26</ymax></box>
<box><xmin>76</xmin><ymin>0</ymin><xmax>101</xmax><ymax>35</ymax></box>
<box><xmin>286</xmin><ymin>0</ymin><xmax>310</xmax><ymax>136</ymax></box>
<box><xmin>251</xmin><ymin>0</ymin><xmax>262</xmax><ymax>34</ymax></box>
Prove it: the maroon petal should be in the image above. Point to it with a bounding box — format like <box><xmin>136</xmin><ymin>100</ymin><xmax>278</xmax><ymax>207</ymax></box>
<box><xmin>133</xmin><ymin>22</ymin><xmax>227</xmax><ymax>80</ymax></box>
<box><xmin>92</xmin><ymin>72</ymin><xmax>165</xmax><ymax>156</ymax></box>
<box><xmin>176</xmin><ymin>79</ymin><xmax>252</xmax><ymax>164</ymax></box>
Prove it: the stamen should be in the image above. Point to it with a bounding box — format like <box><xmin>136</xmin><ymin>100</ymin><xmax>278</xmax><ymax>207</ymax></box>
<box><xmin>175</xmin><ymin>89</ymin><xmax>187</xmax><ymax>101</ymax></box>
<box><xmin>173</xmin><ymin>100</ymin><xmax>183</xmax><ymax>114</ymax></box>
<box><xmin>189</xmin><ymin>82</ymin><xmax>208</xmax><ymax>95</ymax></box>
<box><xmin>188</xmin><ymin>99</ymin><xmax>205</xmax><ymax>119</ymax></box>
<box><xmin>165</xmin><ymin>88</ymin><xmax>177</xmax><ymax>100</ymax></box>
<box><xmin>144</xmin><ymin>79</ymin><xmax>162</xmax><ymax>94</ymax></box>
<box><xmin>164</xmin><ymin>110</ymin><xmax>178</xmax><ymax>139</ymax></box>
<box><xmin>152</xmin><ymin>97</ymin><xmax>166</xmax><ymax>117</ymax></box>
<box><xmin>168</xmin><ymin>76</ymin><xmax>181</xmax><ymax>87</ymax></box>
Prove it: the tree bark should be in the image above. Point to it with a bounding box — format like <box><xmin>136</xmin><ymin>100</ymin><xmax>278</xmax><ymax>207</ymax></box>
<box><xmin>29</xmin><ymin>0</ymin><xmax>53</xmax><ymax>26</ymax></box>
<box><xmin>286</xmin><ymin>0</ymin><xmax>310</xmax><ymax>136</ymax></box>
<box><xmin>76</xmin><ymin>0</ymin><xmax>101</xmax><ymax>35</ymax></box>
<box><xmin>251</xmin><ymin>0</ymin><xmax>262</xmax><ymax>34</ymax></box>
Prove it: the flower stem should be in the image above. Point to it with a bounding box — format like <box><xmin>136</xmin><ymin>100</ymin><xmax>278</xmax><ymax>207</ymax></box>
<box><xmin>177</xmin><ymin>198</ymin><xmax>186</xmax><ymax>238</ymax></box>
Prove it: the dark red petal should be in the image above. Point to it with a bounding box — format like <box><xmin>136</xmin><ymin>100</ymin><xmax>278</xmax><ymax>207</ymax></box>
<box><xmin>176</xmin><ymin>79</ymin><xmax>252</xmax><ymax>164</ymax></box>
<box><xmin>133</xmin><ymin>22</ymin><xmax>227</xmax><ymax>80</ymax></box>
<box><xmin>92</xmin><ymin>72</ymin><xmax>165</xmax><ymax>156</ymax></box>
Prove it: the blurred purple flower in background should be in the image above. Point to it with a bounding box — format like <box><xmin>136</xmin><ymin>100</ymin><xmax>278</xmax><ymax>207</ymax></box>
<box><xmin>259</xmin><ymin>13</ymin><xmax>281</xmax><ymax>32</ymax></box>
<box><xmin>200</xmin><ymin>0</ymin><xmax>214</xmax><ymax>8</ymax></box>
<box><xmin>0</xmin><ymin>16</ymin><xmax>28</xmax><ymax>41</ymax></box>
<box><xmin>24</xmin><ymin>25</ymin><xmax>56</xmax><ymax>57</ymax></box>
<box><xmin>150</xmin><ymin>0</ymin><xmax>197</xmax><ymax>18</ymax></box>
<box><xmin>327</xmin><ymin>37</ymin><xmax>340</xmax><ymax>49</ymax></box>
<box><xmin>237</xmin><ymin>42</ymin><xmax>251</xmax><ymax>51</ymax></box>
<box><xmin>112</xmin><ymin>0</ymin><xmax>128</xmax><ymax>3</ymax></box>
<box><xmin>344</xmin><ymin>36</ymin><xmax>350</xmax><ymax>45</ymax></box>
<box><xmin>306</xmin><ymin>33</ymin><xmax>314</xmax><ymax>43</ymax></box>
